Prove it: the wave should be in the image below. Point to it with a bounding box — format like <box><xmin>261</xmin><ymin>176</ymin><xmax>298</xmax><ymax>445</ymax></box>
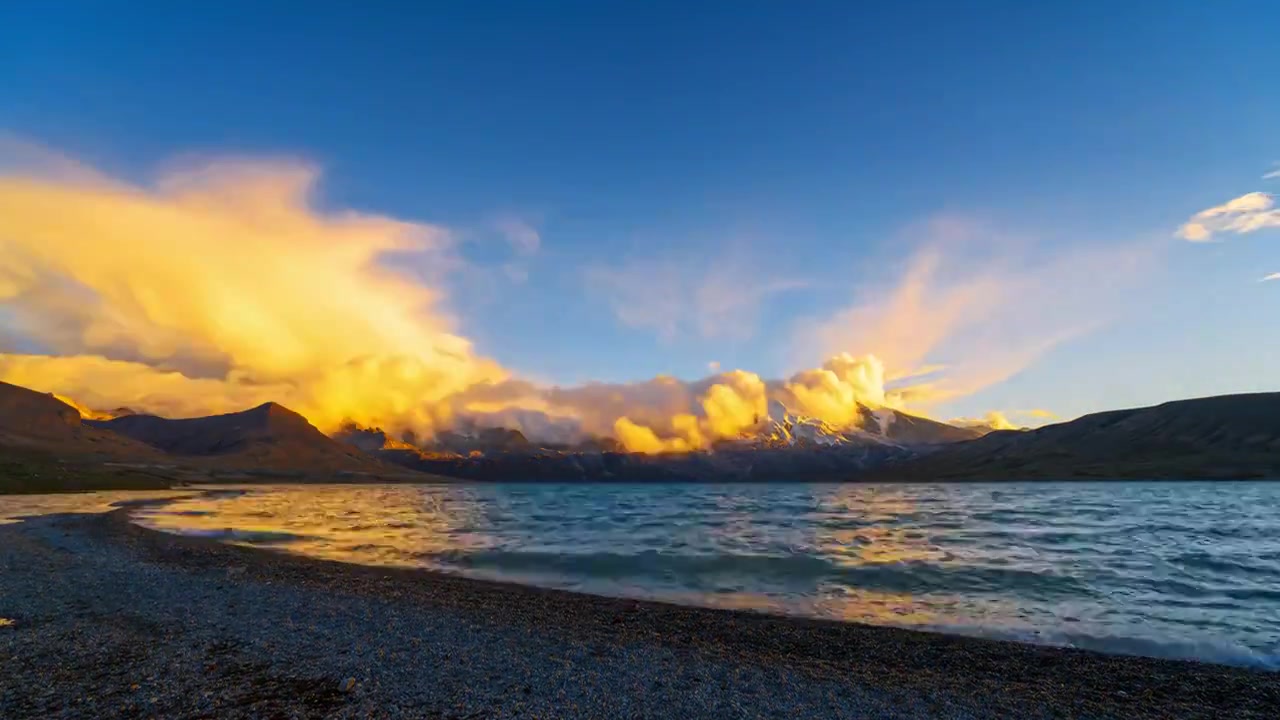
<box><xmin>419</xmin><ymin>548</ymin><xmax>1091</xmax><ymax>598</ymax></box>
<box><xmin>149</xmin><ymin>527</ymin><xmax>313</xmax><ymax>545</ymax></box>
<box><xmin>926</xmin><ymin>623</ymin><xmax>1280</xmax><ymax>670</ymax></box>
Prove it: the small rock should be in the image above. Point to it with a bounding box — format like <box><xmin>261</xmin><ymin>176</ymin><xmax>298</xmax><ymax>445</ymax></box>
<box><xmin>339</xmin><ymin>677</ymin><xmax>357</xmax><ymax>693</ymax></box>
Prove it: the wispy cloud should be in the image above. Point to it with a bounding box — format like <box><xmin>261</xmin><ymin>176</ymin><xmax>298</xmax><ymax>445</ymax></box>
<box><xmin>1262</xmin><ymin>272</ymin><xmax>1280</xmax><ymax>282</ymax></box>
<box><xmin>586</xmin><ymin>254</ymin><xmax>807</xmax><ymax>342</ymax></box>
<box><xmin>1263</xmin><ymin>165</ymin><xmax>1280</xmax><ymax>180</ymax></box>
<box><xmin>795</xmin><ymin>217</ymin><xmax>1155</xmax><ymax>408</ymax></box>
<box><xmin>495</xmin><ymin>217</ymin><xmax>541</xmax><ymax>256</ymax></box>
<box><xmin>1177</xmin><ymin>192</ymin><xmax>1280</xmax><ymax>242</ymax></box>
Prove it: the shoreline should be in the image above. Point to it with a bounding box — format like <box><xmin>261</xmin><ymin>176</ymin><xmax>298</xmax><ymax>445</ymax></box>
<box><xmin>1</xmin><ymin>507</ymin><xmax>1275</xmax><ymax>718</ymax></box>
<box><xmin>6</xmin><ymin>475</ymin><xmax>1278</xmax><ymax>498</ymax></box>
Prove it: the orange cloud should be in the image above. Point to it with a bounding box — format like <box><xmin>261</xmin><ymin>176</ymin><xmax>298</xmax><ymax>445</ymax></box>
<box><xmin>0</xmin><ymin>144</ymin><xmax>505</xmax><ymax>436</ymax></box>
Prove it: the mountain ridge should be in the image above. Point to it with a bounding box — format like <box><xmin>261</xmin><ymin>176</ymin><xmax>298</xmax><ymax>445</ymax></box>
<box><xmin>86</xmin><ymin>402</ymin><xmax>396</xmax><ymax>474</ymax></box>
<box><xmin>866</xmin><ymin>391</ymin><xmax>1280</xmax><ymax>480</ymax></box>
<box><xmin>0</xmin><ymin>380</ymin><xmax>167</xmax><ymax>460</ymax></box>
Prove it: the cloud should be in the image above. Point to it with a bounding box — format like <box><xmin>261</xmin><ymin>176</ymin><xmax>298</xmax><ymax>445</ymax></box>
<box><xmin>796</xmin><ymin>221</ymin><xmax>1151</xmax><ymax>409</ymax></box>
<box><xmin>586</xmin><ymin>255</ymin><xmax>806</xmax><ymax>342</ymax></box>
<box><xmin>1263</xmin><ymin>273</ymin><xmax>1280</xmax><ymax>282</ymax></box>
<box><xmin>0</xmin><ymin>142</ymin><xmax>507</xmax><ymax>436</ymax></box>
<box><xmin>1177</xmin><ymin>192</ymin><xmax>1280</xmax><ymax>242</ymax></box>
<box><xmin>950</xmin><ymin>411</ymin><xmax>1018</xmax><ymax>432</ymax></box>
<box><xmin>1263</xmin><ymin>166</ymin><xmax>1280</xmax><ymax>181</ymax></box>
<box><xmin>495</xmin><ymin>217</ymin><xmax>541</xmax><ymax>255</ymax></box>
<box><xmin>949</xmin><ymin>408</ymin><xmax>1057</xmax><ymax>431</ymax></box>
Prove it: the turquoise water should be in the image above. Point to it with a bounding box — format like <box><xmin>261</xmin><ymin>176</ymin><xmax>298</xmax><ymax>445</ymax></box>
<box><xmin>128</xmin><ymin>482</ymin><xmax>1280</xmax><ymax>668</ymax></box>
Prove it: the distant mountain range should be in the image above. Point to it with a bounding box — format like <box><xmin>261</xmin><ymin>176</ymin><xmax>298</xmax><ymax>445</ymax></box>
<box><xmin>331</xmin><ymin>402</ymin><xmax>982</xmax><ymax>482</ymax></box>
<box><xmin>1</xmin><ymin>378</ymin><xmax>1277</xmax><ymax>491</ymax></box>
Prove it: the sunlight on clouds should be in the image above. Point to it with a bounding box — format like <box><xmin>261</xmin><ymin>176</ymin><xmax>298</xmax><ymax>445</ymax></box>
<box><xmin>0</xmin><ymin>144</ymin><xmax>507</xmax><ymax>436</ymax></box>
<box><xmin>798</xmin><ymin>223</ymin><xmax>1150</xmax><ymax>412</ymax></box>
<box><xmin>949</xmin><ymin>411</ymin><xmax>1018</xmax><ymax>432</ymax></box>
<box><xmin>1262</xmin><ymin>273</ymin><xmax>1280</xmax><ymax>283</ymax></box>
<box><xmin>949</xmin><ymin>408</ymin><xmax>1059</xmax><ymax>432</ymax></box>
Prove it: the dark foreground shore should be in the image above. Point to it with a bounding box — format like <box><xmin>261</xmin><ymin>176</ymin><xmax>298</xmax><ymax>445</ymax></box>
<box><xmin>1</xmin><ymin>510</ymin><xmax>1276</xmax><ymax>719</ymax></box>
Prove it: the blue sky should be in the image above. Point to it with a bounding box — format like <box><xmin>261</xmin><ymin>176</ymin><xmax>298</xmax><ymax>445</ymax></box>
<box><xmin>2</xmin><ymin>1</ymin><xmax>1278</xmax><ymax>423</ymax></box>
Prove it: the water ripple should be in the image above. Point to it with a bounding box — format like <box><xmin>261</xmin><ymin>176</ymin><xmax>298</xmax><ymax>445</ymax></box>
<box><xmin>120</xmin><ymin>481</ymin><xmax>1280</xmax><ymax>669</ymax></box>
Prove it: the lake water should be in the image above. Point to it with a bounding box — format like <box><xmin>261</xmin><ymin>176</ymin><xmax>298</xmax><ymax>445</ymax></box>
<box><xmin>15</xmin><ymin>481</ymin><xmax>1280</xmax><ymax>668</ymax></box>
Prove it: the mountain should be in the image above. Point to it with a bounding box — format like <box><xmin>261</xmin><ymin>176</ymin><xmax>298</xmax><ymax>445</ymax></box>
<box><xmin>0</xmin><ymin>381</ymin><xmax>431</xmax><ymax>492</ymax></box>
<box><xmin>0</xmin><ymin>381</ymin><xmax>182</xmax><ymax>492</ymax></box>
<box><xmin>330</xmin><ymin>400</ymin><xmax>972</xmax><ymax>482</ymax></box>
<box><xmin>869</xmin><ymin>392</ymin><xmax>1280</xmax><ymax>480</ymax></box>
<box><xmin>0</xmin><ymin>380</ymin><xmax>164</xmax><ymax>460</ymax></box>
<box><xmin>87</xmin><ymin>403</ymin><xmax>394</xmax><ymax>475</ymax></box>
<box><xmin>726</xmin><ymin>402</ymin><xmax>983</xmax><ymax>450</ymax></box>
<box><xmin>861</xmin><ymin>405</ymin><xmax>987</xmax><ymax>445</ymax></box>
<box><xmin>342</xmin><ymin>441</ymin><xmax>917</xmax><ymax>483</ymax></box>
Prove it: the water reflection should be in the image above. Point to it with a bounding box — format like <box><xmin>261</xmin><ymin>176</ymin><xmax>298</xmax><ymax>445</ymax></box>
<box><xmin>133</xmin><ymin>485</ymin><xmax>498</xmax><ymax>565</ymax></box>
<box><xmin>806</xmin><ymin>485</ymin><xmax>977</xmax><ymax>626</ymax></box>
<box><xmin>0</xmin><ymin>489</ymin><xmax>190</xmax><ymax>524</ymax></box>
<box><xmin>813</xmin><ymin>485</ymin><xmax>948</xmax><ymax>566</ymax></box>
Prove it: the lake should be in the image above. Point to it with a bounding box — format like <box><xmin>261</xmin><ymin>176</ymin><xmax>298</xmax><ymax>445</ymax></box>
<box><xmin>18</xmin><ymin>481</ymin><xmax>1279</xmax><ymax>668</ymax></box>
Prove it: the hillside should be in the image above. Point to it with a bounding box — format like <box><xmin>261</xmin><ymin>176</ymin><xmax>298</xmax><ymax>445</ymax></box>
<box><xmin>0</xmin><ymin>381</ymin><xmax>165</xmax><ymax>460</ymax></box>
<box><xmin>859</xmin><ymin>405</ymin><xmax>986</xmax><ymax>445</ymax></box>
<box><xmin>871</xmin><ymin>392</ymin><xmax>1280</xmax><ymax>480</ymax></box>
<box><xmin>0</xmin><ymin>380</ymin><xmax>426</xmax><ymax>492</ymax></box>
<box><xmin>87</xmin><ymin>403</ymin><xmax>395</xmax><ymax>475</ymax></box>
<box><xmin>0</xmin><ymin>381</ymin><xmax>177</xmax><ymax>493</ymax></box>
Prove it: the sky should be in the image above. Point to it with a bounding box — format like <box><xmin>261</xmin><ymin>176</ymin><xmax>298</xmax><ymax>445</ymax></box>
<box><xmin>1</xmin><ymin>1</ymin><xmax>1278</xmax><ymax>446</ymax></box>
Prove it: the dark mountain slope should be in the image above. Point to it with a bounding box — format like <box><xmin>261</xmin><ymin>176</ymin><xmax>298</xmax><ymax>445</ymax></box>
<box><xmin>858</xmin><ymin>405</ymin><xmax>986</xmax><ymax>445</ymax></box>
<box><xmin>869</xmin><ymin>393</ymin><xmax>1280</xmax><ymax>480</ymax></box>
<box><xmin>0</xmin><ymin>381</ymin><xmax>179</xmax><ymax>492</ymax></box>
<box><xmin>88</xmin><ymin>402</ymin><xmax>394</xmax><ymax>474</ymax></box>
<box><xmin>0</xmin><ymin>381</ymin><xmax>165</xmax><ymax>460</ymax></box>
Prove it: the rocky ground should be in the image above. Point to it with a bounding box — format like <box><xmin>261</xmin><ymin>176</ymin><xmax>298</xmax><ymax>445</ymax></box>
<box><xmin>0</xmin><ymin>507</ymin><xmax>1276</xmax><ymax>719</ymax></box>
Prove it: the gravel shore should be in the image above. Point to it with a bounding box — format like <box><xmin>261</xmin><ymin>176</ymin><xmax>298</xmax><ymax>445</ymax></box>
<box><xmin>1</xmin><ymin>507</ymin><xmax>1276</xmax><ymax>719</ymax></box>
